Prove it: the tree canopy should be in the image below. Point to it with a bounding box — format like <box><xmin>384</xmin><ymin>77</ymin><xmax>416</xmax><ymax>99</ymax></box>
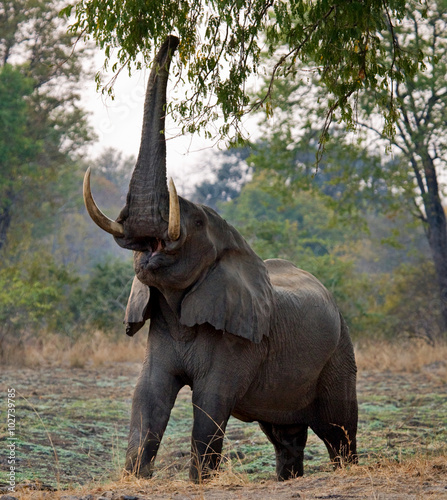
<box><xmin>64</xmin><ymin>0</ymin><xmax>421</xmax><ymax>142</ymax></box>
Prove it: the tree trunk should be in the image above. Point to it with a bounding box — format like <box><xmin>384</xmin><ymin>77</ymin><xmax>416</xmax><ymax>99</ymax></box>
<box><xmin>422</xmin><ymin>154</ymin><xmax>447</xmax><ymax>335</ymax></box>
<box><xmin>0</xmin><ymin>194</ymin><xmax>13</xmax><ymax>253</ymax></box>
<box><xmin>0</xmin><ymin>209</ymin><xmax>11</xmax><ymax>252</ymax></box>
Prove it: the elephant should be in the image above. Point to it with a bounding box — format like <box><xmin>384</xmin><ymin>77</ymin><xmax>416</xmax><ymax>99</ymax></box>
<box><xmin>83</xmin><ymin>35</ymin><xmax>358</xmax><ymax>482</ymax></box>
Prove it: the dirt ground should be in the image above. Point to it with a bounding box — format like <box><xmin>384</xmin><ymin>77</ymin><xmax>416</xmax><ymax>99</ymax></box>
<box><xmin>1</xmin><ymin>360</ymin><xmax>446</xmax><ymax>499</ymax></box>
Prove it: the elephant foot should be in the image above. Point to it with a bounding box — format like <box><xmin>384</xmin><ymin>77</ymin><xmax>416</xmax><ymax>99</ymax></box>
<box><xmin>331</xmin><ymin>446</ymin><xmax>359</xmax><ymax>470</ymax></box>
<box><xmin>189</xmin><ymin>465</ymin><xmax>219</xmax><ymax>484</ymax></box>
<box><xmin>258</xmin><ymin>421</ymin><xmax>307</xmax><ymax>481</ymax></box>
<box><xmin>125</xmin><ymin>449</ymin><xmax>154</xmax><ymax>478</ymax></box>
<box><xmin>189</xmin><ymin>455</ymin><xmax>221</xmax><ymax>483</ymax></box>
<box><xmin>124</xmin><ymin>464</ymin><xmax>153</xmax><ymax>478</ymax></box>
<box><xmin>276</xmin><ymin>462</ymin><xmax>304</xmax><ymax>481</ymax></box>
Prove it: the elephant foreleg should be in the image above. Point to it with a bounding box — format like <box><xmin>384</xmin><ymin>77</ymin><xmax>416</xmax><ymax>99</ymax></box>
<box><xmin>126</xmin><ymin>370</ymin><xmax>182</xmax><ymax>477</ymax></box>
<box><xmin>189</xmin><ymin>392</ymin><xmax>233</xmax><ymax>483</ymax></box>
<box><xmin>259</xmin><ymin>422</ymin><xmax>308</xmax><ymax>480</ymax></box>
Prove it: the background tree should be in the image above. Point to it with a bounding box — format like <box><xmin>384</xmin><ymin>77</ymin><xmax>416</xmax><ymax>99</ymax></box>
<box><xmin>191</xmin><ymin>147</ymin><xmax>252</xmax><ymax>211</ymax></box>
<box><xmin>0</xmin><ymin>0</ymin><xmax>92</xmax><ymax>252</ymax></box>
<box><xmin>0</xmin><ymin>0</ymin><xmax>105</xmax><ymax>349</ymax></box>
<box><xmin>249</xmin><ymin>1</ymin><xmax>447</xmax><ymax>335</ymax></box>
<box><xmin>0</xmin><ymin>65</ymin><xmax>36</xmax><ymax>249</ymax></box>
<box><xmin>65</xmin><ymin>0</ymin><xmax>421</xmax><ymax>143</ymax></box>
<box><xmin>359</xmin><ymin>2</ymin><xmax>447</xmax><ymax>332</ymax></box>
<box><xmin>95</xmin><ymin>147</ymin><xmax>135</xmax><ymax>197</ymax></box>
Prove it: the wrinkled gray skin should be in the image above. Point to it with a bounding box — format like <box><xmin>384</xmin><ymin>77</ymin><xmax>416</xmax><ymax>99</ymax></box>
<box><xmin>85</xmin><ymin>36</ymin><xmax>358</xmax><ymax>482</ymax></box>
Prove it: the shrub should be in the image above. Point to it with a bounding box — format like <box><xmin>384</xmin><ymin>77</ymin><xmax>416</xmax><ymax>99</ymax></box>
<box><xmin>70</xmin><ymin>257</ymin><xmax>134</xmax><ymax>335</ymax></box>
<box><xmin>380</xmin><ymin>260</ymin><xmax>442</xmax><ymax>341</ymax></box>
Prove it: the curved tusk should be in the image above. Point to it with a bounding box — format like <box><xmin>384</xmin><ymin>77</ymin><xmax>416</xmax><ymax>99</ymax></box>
<box><xmin>168</xmin><ymin>177</ymin><xmax>181</xmax><ymax>241</ymax></box>
<box><xmin>83</xmin><ymin>167</ymin><xmax>125</xmax><ymax>237</ymax></box>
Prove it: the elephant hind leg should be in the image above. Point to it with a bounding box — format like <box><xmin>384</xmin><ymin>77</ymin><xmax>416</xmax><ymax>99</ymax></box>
<box><xmin>259</xmin><ymin>421</ymin><xmax>308</xmax><ymax>480</ymax></box>
<box><xmin>310</xmin><ymin>400</ymin><xmax>358</xmax><ymax>468</ymax></box>
<box><xmin>312</xmin><ymin>319</ymin><xmax>358</xmax><ymax>468</ymax></box>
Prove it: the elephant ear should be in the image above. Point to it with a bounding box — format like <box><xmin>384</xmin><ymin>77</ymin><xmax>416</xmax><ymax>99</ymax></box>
<box><xmin>180</xmin><ymin>251</ymin><xmax>273</xmax><ymax>343</ymax></box>
<box><xmin>124</xmin><ymin>276</ymin><xmax>151</xmax><ymax>336</ymax></box>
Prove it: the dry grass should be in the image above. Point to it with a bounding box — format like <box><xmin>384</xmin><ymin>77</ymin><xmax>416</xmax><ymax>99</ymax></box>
<box><xmin>3</xmin><ymin>330</ymin><xmax>146</xmax><ymax>368</ymax></box>
<box><xmin>4</xmin><ymin>330</ymin><xmax>447</xmax><ymax>378</ymax></box>
<box><xmin>355</xmin><ymin>338</ymin><xmax>447</xmax><ymax>379</ymax></box>
<box><xmin>10</xmin><ymin>455</ymin><xmax>447</xmax><ymax>499</ymax></box>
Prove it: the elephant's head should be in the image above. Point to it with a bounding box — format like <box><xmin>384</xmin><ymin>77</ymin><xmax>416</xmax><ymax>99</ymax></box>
<box><xmin>84</xmin><ymin>35</ymin><xmax>273</xmax><ymax>343</ymax></box>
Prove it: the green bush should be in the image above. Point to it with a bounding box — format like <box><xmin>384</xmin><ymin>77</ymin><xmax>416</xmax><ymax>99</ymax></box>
<box><xmin>0</xmin><ymin>252</ymin><xmax>78</xmax><ymax>336</ymax></box>
<box><xmin>0</xmin><ymin>254</ymin><xmax>134</xmax><ymax>347</ymax></box>
<box><xmin>379</xmin><ymin>260</ymin><xmax>442</xmax><ymax>341</ymax></box>
<box><xmin>70</xmin><ymin>257</ymin><xmax>134</xmax><ymax>334</ymax></box>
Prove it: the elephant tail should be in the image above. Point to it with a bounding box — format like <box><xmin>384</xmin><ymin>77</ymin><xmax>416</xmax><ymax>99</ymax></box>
<box><xmin>339</xmin><ymin>312</ymin><xmax>350</xmax><ymax>339</ymax></box>
<box><xmin>339</xmin><ymin>312</ymin><xmax>357</xmax><ymax>375</ymax></box>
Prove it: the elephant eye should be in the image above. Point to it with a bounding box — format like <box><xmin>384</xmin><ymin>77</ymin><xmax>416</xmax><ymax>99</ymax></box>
<box><xmin>195</xmin><ymin>218</ymin><xmax>204</xmax><ymax>228</ymax></box>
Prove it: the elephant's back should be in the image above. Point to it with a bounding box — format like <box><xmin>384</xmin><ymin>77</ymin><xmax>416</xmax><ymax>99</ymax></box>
<box><xmin>265</xmin><ymin>258</ymin><xmax>341</xmax><ymax>362</ymax></box>
<box><xmin>265</xmin><ymin>258</ymin><xmax>335</xmax><ymax>304</ymax></box>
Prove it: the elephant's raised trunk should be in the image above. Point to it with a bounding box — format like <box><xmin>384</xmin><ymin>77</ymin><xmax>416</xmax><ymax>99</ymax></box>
<box><xmin>117</xmin><ymin>35</ymin><xmax>180</xmax><ymax>240</ymax></box>
<box><xmin>83</xmin><ymin>35</ymin><xmax>181</xmax><ymax>245</ymax></box>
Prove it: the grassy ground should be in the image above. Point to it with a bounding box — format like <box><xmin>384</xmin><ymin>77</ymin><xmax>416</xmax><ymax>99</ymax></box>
<box><xmin>0</xmin><ymin>337</ymin><xmax>446</xmax><ymax>499</ymax></box>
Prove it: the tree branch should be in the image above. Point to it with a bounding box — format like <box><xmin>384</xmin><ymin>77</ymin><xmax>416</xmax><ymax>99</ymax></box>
<box><xmin>249</xmin><ymin>5</ymin><xmax>336</xmax><ymax>115</ymax></box>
